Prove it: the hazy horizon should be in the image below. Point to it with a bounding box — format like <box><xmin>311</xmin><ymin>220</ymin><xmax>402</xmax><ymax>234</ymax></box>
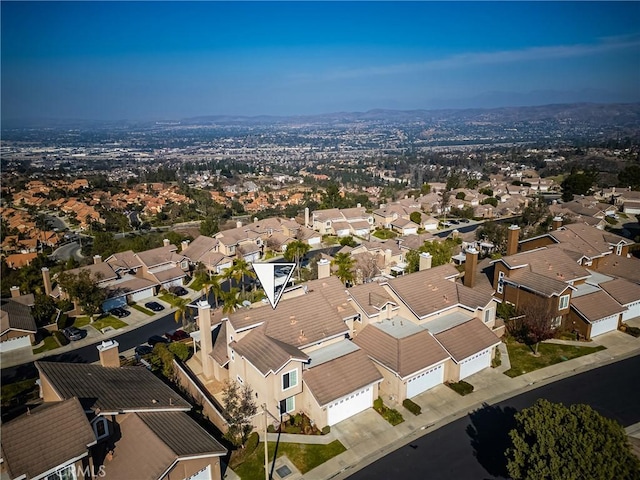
<box><xmin>2</xmin><ymin>2</ymin><xmax>639</xmax><ymax>122</ymax></box>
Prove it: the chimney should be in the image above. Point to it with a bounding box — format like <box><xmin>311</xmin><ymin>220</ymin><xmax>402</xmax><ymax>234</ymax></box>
<box><xmin>163</xmin><ymin>238</ymin><xmax>171</xmax><ymax>247</ymax></box>
<box><xmin>93</xmin><ymin>254</ymin><xmax>102</xmax><ymax>264</ymax></box>
<box><xmin>197</xmin><ymin>300</ymin><xmax>214</xmax><ymax>379</ymax></box>
<box><xmin>97</xmin><ymin>340</ymin><xmax>120</xmax><ymax>368</ymax></box>
<box><xmin>552</xmin><ymin>216</ymin><xmax>563</xmax><ymax>231</ymax></box>
<box><xmin>304</xmin><ymin>207</ymin><xmax>310</xmax><ymax>227</ymax></box>
<box><xmin>42</xmin><ymin>267</ymin><xmax>52</xmax><ymax>296</ymax></box>
<box><xmin>357</xmin><ymin>203</ymin><xmax>361</xmax><ymax>208</ymax></box>
<box><xmin>10</xmin><ymin>286</ymin><xmax>21</xmax><ymax>298</ymax></box>
<box><xmin>317</xmin><ymin>258</ymin><xmax>331</xmax><ymax>279</ymax></box>
<box><xmin>181</xmin><ymin>240</ymin><xmax>190</xmax><ymax>252</ymax></box>
<box><xmin>253</xmin><ymin>217</ymin><xmax>258</xmax><ymax>223</ymax></box>
<box><xmin>464</xmin><ymin>248</ymin><xmax>478</xmax><ymax>288</ymax></box>
<box><xmin>506</xmin><ymin>225</ymin><xmax>520</xmax><ymax>256</ymax></box>
<box><xmin>452</xmin><ymin>229</ymin><xmax>459</xmax><ymax>239</ymax></box>
<box><xmin>419</xmin><ymin>252</ymin><xmax>432</xmax><ymax>271</ymax></box>
<box><xmin>236</xmin><ymin>220</ymin><xmax>242</xmax><ymax>229</ymax></box>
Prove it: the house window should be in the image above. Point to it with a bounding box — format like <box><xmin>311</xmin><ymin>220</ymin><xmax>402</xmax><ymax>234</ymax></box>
<box><xmin>484</xmin><ymin>309</ymin><xmax>492</xmax><ymax>323</ymax></box>
<box><xmin>237</xmin><ymin>375</ymin><xmax>244</xmax><ymax>384</ymax></box>
<box><xmin>616</xmin><ymin>244</ymin><xmax>623</xmax><ymax>256</ymax></box>
<box><xmin>181</xmin><ymin>260</ymin><xmax>188</xmax><ymax>269</ymax></box>
<box><xmin>559</xmin><ymin>294</ymin><xmax>570</xmax><ymax>310</ymax></box>
<box><xmin>497</xmin><ymin>271</ymin><xmax>505</xmax><ymax>294</ymax></box>
<box><xmin>282</xmin><ymin>369</ymin><xmax>298</xmax><ymax>390</ymax></box>
<box><xmin>231</xmin><ymin>350</ymin><xmax>235</xmax><ymax>362</ymax></box>
<box><xmin>279</xmin><ymin>396</ymin><xmax>295</xmax><ymax>414</ymax></box>
<box><xmin>93</xmin><ymin>417</ymin><xmax>109</xmax><ymax>441</ymax></box>
<box><xmin>551</xmin><ymin>316</ymin><xmax>563</xmax><ymax>329</ymax></box>
<box><xmin>46</xmin><ymin>464</ymin><xmax>76</xmax><ymax>480</ymax></box>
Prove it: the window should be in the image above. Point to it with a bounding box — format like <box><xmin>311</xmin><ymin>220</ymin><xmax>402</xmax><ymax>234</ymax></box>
<box><xmin>282</xmin><ymin>369</ymin><xmax>298</xmax><ymax>390</ymax></box>
<box><xmin>616</xmin><ymin>244</ymin><xmax>623</xmax><ymax>256</ymax></box>
<box><xmin>497</xmin><ymin>271</ymin><xmax>505</xmax><ymax>294</ymax></box>
<box><xmin>181</xmin><ymin>260</ymin><xmax>188</xmax><ymax>269</ymax></box>
<box><xmin>484</xmin><ymin>308</ymin><xmax>492</xmax><ymax>323</ymax></box>
<box><xmin>237</xmin><ymin>375</ymin><xmax>244</xmax><ymax>384</ymax></box>
<box><xmin>279</xmin><ymin>396</ymin><xmax>295</xmax><ymax>414</ymax></box>
<box><xmin>230</xmin><ymin>350</ymin><xmax>235</xmax><ymax>362</ymax></box>
<box><xmin>93</xmin><ymin>417</ymin><xmax>109</xmax><ymax>440</ymax></box>
<box><xmin>46</xmin><ymin>464</ymin><xmax>76</xmax><ymax>480</ymax></box>
<box><xmin>559</xmin><ymin>294</ymin><xmax>570</xmax><ymax>310</ymax></box>
<box><xmin>551</xmin><ymin>316</ymin><xmax>563</xmax><ymax>329</ymax></box>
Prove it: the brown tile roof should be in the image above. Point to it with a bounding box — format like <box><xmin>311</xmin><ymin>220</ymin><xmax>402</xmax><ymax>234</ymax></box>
<box><xmin>434</xmin><ymin>318</ymin><xmax>501</xmax><ymax>362</ymax></box>
<box><xmin>36</xmin><ymin>361</ymin><xmax>191</xmax><ymax>412</ymax></box>
<box><xmin>498</xmin><ymin>247</ymin><xmax>590</xmax><ymax>283</ymax></box>
<box><xmin>231</xmin><ymin>327</ymin><xmax>308</xmax><ymax>375</ymax></box>
<box><xmin>570</xmin><ymin>290</ymin><xmax>627</xmax><ymax>322</ymax></box>
<box><xmin>136</xmin><ymin>245</ymin><xmax>183</xmax><ymax>268</ymax></box>
<box><xmin>210</xmin><ymin>321</ymin><xmax>229</xmax><ymax>366</ymax></box>
<box><xmin>507</xmin><ymin>269</ymin><xmax>572</xmax><ymax>297</ymax></box>
<box><xmin>151</xmin><ymin>266</ymin><xmax>187</xmax><ymax>283</ymax></box>
<box><xmin>0</xmin><ymin>298</ymin><xmax>37</xmax><ymax>333</ymax></box>
<box><xmin>595</xmin><ymin>255</ymin><xmax>640</xmax><ymax>284</ymax></box>
<box><xmin>1</xmin><ymin>398</ymin><xmax>95</xmax><ymax>479</ymax></box>
<box><xmin>65</xmin><ymin>262</ymin><xmax>118</xmax><ymax>283</ymax></box>
<box><xmin>303</xmin><ymin>349</ymin><xmax>382</xmax><ymax>406</ymax></box>
<box><xmin>455</xmin><ymin>283</ymin><xmax>494</xmax><ymax>309</ymax></box>
<box><xmin>348</xmin><ymin>282</ymin><xmax>397</xmax><ymax>317</ymax></box>
<box><xmin>598</xmin><ymin>278</ymin><xmax>640</xmax><ymax>306</ymax></box>
<box><xmin>105</xmin><ymin>250</ymin><xmax>142</xmax><ymax>270</ymax></box>
<box><xmin>179</xmin><ymin>235</ymin><xmax>219</xmax><ymax>262</ymax></box>
<box><xmin>354</xmin><ymin>323</ymin><xmax>449</xmax><ymax>378</ymax></box>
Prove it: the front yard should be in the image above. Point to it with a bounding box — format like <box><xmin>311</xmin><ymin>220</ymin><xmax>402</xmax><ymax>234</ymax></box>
<box><xmin>89</xmin><ymin>317</ymin><xmax>128</xmax><ymax>332</ymax></box>
<box><xmin>503</xmin><ymin>336</ymin><xmax>606</xmax><ymax>378</ymax></box>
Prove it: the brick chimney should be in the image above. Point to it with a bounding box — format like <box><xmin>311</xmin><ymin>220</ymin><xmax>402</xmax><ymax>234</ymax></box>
<box><xmin>163</xmin><ymin>238</ymin><xmax>171</xmax><ymax>247</ymax></box>
<box><xmin>42</xmin><ymin>267</ymin><xmax>52</xmax><ymax>296</ymax></box>
<box><xmin>419</xmin><ymin>252</ymin><xmax>432</xmax><ymax>271</ymax></box>
<box><xmin>197</xmin><ymin>300</ymin><xmax>213</xmax><ymax>379</ymax></box>
<box><xmin>317</xmin><ymin>258</ymin><xmax>331</xmax><ymax>279</ymax></box>
<box><xmin>97</xmin><ymin>340</ymin><xmax>120</xmax><ymax>368</ymax></box>
<box><xmin>93</xmin><ymin>254</ymin><xmax>102</xmax><ymax>264</ymax></box>
<box><xmin>552</xmin><ymin>216</ymin><xmax>563</xmax><ymax>231</ymax></box>
<box><xmin>506</xmin><ymin>225</ymin><xmax>520</xmax><ymax>257</ymax></box>
<box><xmin>464</xmin><ymin>248</ymin><xmax>478</xmax><ymax>288</ymax></box>
<box><xmin>10</xmin><ymin>286</ymin><xmax>21</xmax><ymax>298</ymax></box>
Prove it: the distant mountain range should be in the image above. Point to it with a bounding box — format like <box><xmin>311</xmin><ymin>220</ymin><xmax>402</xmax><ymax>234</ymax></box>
<box><xmin>4</xmin><ymin>102</ymin><xmax>640</xmax><ymax>130</ymax></box>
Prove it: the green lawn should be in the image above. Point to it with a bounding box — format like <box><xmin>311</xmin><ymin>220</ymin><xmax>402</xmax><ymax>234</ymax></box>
<box><xmin>159</xmin><ymin>294</ymin><xmax>183</xmax><ymax>307</ymax></box>
<box><xmin>503</xmin><ymin>337</ymin><xmax>606</xmax><ymax>378</ymax></box>
<box><xmin>234</xmin><ymin>440</ymin><xmax>346</xmax><ymax>479</ymax></box>
<box><xmin>372</xmin><ymin>228</ymin><xmax>397</xmax><ymax>240</ymax></box>
<box><xmin>73</xmin><ymin>316</ymin><xmax>91</xmax><ymax>328</ymax></box>
<box><xmin>130</xmin><ymin>304</ymin><xmax>154</xmax><ymax>316</ymax></box>
<box><xmin>189</xmin><ymin>276</ymin><xmax>206</xmax><ymax>292</ymax></box>
<box><xmin>33</xmin><ymin>335</ymin><xmax>60</xmax><ymax>354</ymax></box>
<box><xmin>89</xmin><ymin>317</ymin><xmax>128</xmax><ymax>332</ymax></box>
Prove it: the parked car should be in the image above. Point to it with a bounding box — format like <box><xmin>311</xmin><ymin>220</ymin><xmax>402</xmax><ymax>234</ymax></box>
<box><xmin>110</xmin><ymin>307</ymin><xmax>130</xmax><ymax>318</ymax></box>
<box><xmin>148</xmin><ymin>335</ymin><xmax>170</xmax><ymax>346</ymax></box>
<box><xmin>166</xmin><ymin>329</ymin><xmax>189</xmax><ymax>341</ymax></box>
<box><xmin>169</xmin><ymin>286</ymin><xmax>188</xmax><ymax>296</ymax></box>
<box><xmin>135</xmin><ymin>344</ymin><xmax>154</xmax><ymax>358</ymax></box>
<box><xmin>63</xmin><ymin>326</ymin><xmax>86</xmax><ymax>341</ymax></box>
<box><xmin>459</xmin><ymin>218</ymin><xmax>471</xmax><ymax>223</ymax></box>
<box><xmin>450</xmin><ymin>219</ymin><xmax>460</xmax><ymax>225</ymax></box>
<box><xmin>144</xmin><ymin>301</ymin><xmax>165</xmax><ymax>312</ymax></box>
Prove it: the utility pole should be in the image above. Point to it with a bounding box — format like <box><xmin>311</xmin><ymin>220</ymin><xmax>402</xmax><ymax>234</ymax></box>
<box><xmin>262</xmin><ymin>404</ymin><xmax>269</xmax><ymax>480</ymax></box>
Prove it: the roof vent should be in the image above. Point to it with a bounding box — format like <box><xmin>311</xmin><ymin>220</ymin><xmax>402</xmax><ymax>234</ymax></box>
<box><xmin>290</xmin><ymin>316</ymin><xmax>297</xmax><ymax>325</ymax></box>
<box><xmin>152</xmin><ymin>399</ymin><xmax>158</xmax><ymax>404</ymax></box>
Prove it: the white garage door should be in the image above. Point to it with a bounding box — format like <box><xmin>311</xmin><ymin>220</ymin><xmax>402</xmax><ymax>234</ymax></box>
<box><xmin>459</xmin><ymin>348</ymin><xmax>492</xmax><ymax>380</ymax></box>
<box><xmin>590</xmin><ymin>314</ymin><xmax>619</xmax><ymax>337</ymax></box>
<box><xmin>131</xmin><ymin>288</ymin><xmax>154</xmax><ymax>303</ymax></box>
<box><xmin>0</xmin><ymin>335</ymin><xmax>31</xmax><ymax>352</ymax></box>
<box><xmin>622</xmin><ymin>302</ymin><xmax>640</xmax><ymax>322</ymax></box>
<box><xmin>327</xmin><ymin>385</ymin><xmax>373</xmax><ymax>426</ymax></box>
<box><xmin>407</xmin><ymin>363</ymin><xmax>444</xmax><ymax>398</ymax></box>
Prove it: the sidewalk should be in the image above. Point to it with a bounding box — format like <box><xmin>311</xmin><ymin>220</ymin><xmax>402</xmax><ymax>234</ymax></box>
<box><xmin>277</xmin><ymin>329</ymin><xmax>639</xmax><ymax>480</ymax></box>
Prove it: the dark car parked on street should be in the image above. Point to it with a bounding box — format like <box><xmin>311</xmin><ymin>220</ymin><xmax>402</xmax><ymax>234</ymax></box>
<box><xmin>109</xmin><ymin>307</ymin><xmax>130</xmax><ymax>318</ymax></box>
<box><xmin>169</xmin><ymin>286</ymin><xmax>188</xmax><ymax>296</ymax></box>
<box><xmin>134</xmin><ymin>344</ymin><xmax>154</xmax><ymax>358</ymax></box>
<box><xmin>144</xmin><ymin>301</ymin><xmax>165</xmax><ymax>312</ymax></box>
<box><xmin>63</xmin><ymin>326</ymin><xmax>86</xmax><ymax>341</ymax></box>
<box><xmin>166</xmin><ymin>329</ymin><xmax>189</xmax><ymax>341</ymax></box>
<box><xmin>148</xmin><ymin>335</ymin><xmax>170</xmax><ymax>346</ymax></box>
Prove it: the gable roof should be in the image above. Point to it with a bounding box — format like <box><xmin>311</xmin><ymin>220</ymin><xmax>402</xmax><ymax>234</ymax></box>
<box><xmin>506</xmin><ymin>269</ymin><xmax>572</xmax><ymax>297</ymax></box>
<box><xmin>595</xmin><ymin>255</ymin><xmax>640</xmax><ymax>284</ymax></box>
<box><xmin>598</xmin><ymin>278</ymin><xmax>640</xmax><ymax>306</ymax></box>
<box><xmin>180</xmin><ymin>235</ymin><xmax>219</xmax><ymax>262</ymax></box>
<box><xmin>0</xmin><ymin>298</ymin><xmax>37</xmax><ymax>334</ymax></box>
<box><xmin>1</xmin><ymin>397</ymin><xmax>96</xmax><ymax>479</ymax></box>
<box><xmin>570</xmin><ymin>290</ymin><xmax>627</xmax><ymax>322</ymax></box>
<box><xmin>433</xmin><ymin>318</ymin><xmax>501</xmax><ymax>362</ymax></box>
<box><xmin>303</xmin><ymin>348</ymin><xmax>382</xmax><ymax>407</ymax></box>
<box><xmin>136</xmin><ymin>245</ymin><xmax>184</xmax><ymax>268</ymax></box>
<box><xmin>496</xmin><ymin>247</ymin><xmax>591</xmax><ymax>283</ymax></box>
<box><xmin>348</xmin><ymin>282</ymin><xmax>397</xmax><ymax>317</ymax></box>
<box><xmin>35</xmin><ymin>361</ymin><xmax>191</xmax><ymax>412</ymax></box>
<box><xmin>354</xmin><ymin>322</ymin><xmax>449</xmax><ymax>378</ymax></box>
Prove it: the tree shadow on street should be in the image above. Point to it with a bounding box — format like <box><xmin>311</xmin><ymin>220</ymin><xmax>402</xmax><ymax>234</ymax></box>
<box><xmin>466</xmin><ymin>402</ymin><xmax>518</xmax><ymax>478</ymax></box>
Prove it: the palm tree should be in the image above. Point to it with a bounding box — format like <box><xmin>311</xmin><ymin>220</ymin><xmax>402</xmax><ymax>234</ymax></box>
<box><xmin>202</xmin><ymin>273</ymin><xmax>224</xmax><ymax>309</ymax></box>
<box><xmin>173</xmin><ymin>297</ymin><xmax>192</xmax><ymax>328</ymax></box>
<box><xmin>284</xmin><ymin>240</ymin><xmax>310</xmax><ymax>281</ymax></box>
<box><xmin>221</xmin><ymin>287</ymin><xmax>239</xmax><ymax>314</ymax></box>
<box><xmin>332</xmin><ymin>252</ymin><xmax>355</xmax><ymax>286</ymax></box>
<box><xmin>230</xmin><ymin>258</ymin><xmax>256</xmax><ymax>298</ymax></box>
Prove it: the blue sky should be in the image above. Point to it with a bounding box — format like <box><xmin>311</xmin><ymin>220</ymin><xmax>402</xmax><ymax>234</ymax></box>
<box><xmin>2</xmin><ymin>1</ymin><xmax>639</xmax><ymax>121</ymax></box>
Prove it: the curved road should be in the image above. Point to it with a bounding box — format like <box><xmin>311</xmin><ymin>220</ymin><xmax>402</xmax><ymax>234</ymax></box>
<box><xmin>348</xmin><ymin>354</ymin><xmax>640</xmax><ymax>480</ymax></box>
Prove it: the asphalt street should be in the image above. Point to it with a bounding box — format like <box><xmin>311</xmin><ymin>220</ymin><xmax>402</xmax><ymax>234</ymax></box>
<box><xmin>348</xmin><ymin>354</ymin><xmax>640</xmax><ymax>480</ymax></box>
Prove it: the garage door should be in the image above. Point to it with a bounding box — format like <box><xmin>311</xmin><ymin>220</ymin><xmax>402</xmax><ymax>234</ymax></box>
<box><xmin>590</xmin><ymin>314</ymin><xmax>619</xmax><ymax>337</ymax></box>
<box><xmin>327</xmin><ymin>385</ymin><xmax>373</xmax><ymax>426</ymax></box>
<box><xmin>102</xmin><ymin>296</ymin><xmax>127</xmax><ymax>312</ymax></box>
<box><xmin>0</xmin><ymin>335</ymin><xmax>31</xmax><ymax>352</ymax></box>
<box><xmin>622</xmin><ymin>302</ymin><xmax>640</xmax><ymax>322</ymax></box>
<box><xmin>131</xmin><ymin>288</ymin><xmax>154</xmax><ymax>303</ymax></box>
<box><xmin>459</xmin><ymin>348</ymin><xmax>492</xmax><ymax>380</ymax></box>
<box><xmin>406</xmin><ymin>363</ymin><xmax>444</xmax><ymax>398</ymax></box>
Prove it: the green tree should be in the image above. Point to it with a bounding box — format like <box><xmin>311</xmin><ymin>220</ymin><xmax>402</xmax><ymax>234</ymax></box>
<box><xmin>618</xmin><ymin>164</ymin><xmax>640</xmax><ymax>190</ymax></box>
<box><xmin>476</xmin><ymin>221</ymin><xmax>508</xmax><ymax>253</ymax></box>
<box><xmin>420</xmin><ymin>183</ymin><xmax>431</xmax><ymax>195</ymax></box>
<box><xmin>455</xmin><ymin>191</ymin><xmax>466</xmax><ymax>200</ymax></box>
<box><xmin>284</xmin><ymin>240</ymin><xmax>310</xmax><ymax>281</ymax></box>
<box><xmin>481</xmin><ymin>197</ymin><xmax>498</xmax><ymax>208</ymax></box>
<box><xmin>561</xmin><ymin>167</ymin><xmax>599</xmax><ymax>202</ymax></box>
<box><xmin>221</xmin><ymin>287</ymin><xmax>239</xmax><ymax>314</ymax></box>
<box><xmin>338</xmin><ymin>236</ymin><xmax>357</xmax><ymax>248</ymax></box>
<box><xmin>199</xmin><ymin>217</ymin><xmax>219</xmax><ymax>237</ymax></box>
<box><xmin>221</xmin><ymin>380</ymin><xmax>258</xmax><ymax>447</ymax></box>
<box><xmin>173</xmin><ymin>297</ymin><xmax>192</xmax><ymax>328</ymax></box>
<box><xmin>32</xmin><ymin>294</ymin><xmax>58</xmax><ymax>328</ymax></box>
<box><xmin>229</xmin><ymin>258</ymin><xmax>256</xmax><ymax>298</ymax></box>
<box><xmin>446</xmin><ymin>173</ymin><xmax>461</xmax><ymax>191</ymax></box>
<box><xmin>409</xmin><ymin>211</ymin><xmax>422</xmax><ymax>225</ymax></box>
<box><xmin>57</xmin><ymin>270</ymin><xmax>106</xmax><ymax>321</ymax></box>
<box><xmin>202</xmin><ymin>273</ymin><xmax>224</xmax><ymax>309</ymax></box>
<box><xmin>332</xmin><ymin>252</ymin><xmax>355</xmax><ymax>286</ymax></box>
<box><xmin>506</xmin><ymin>399</ymin><xmax>640</xmax><ymax>480</ymax></box>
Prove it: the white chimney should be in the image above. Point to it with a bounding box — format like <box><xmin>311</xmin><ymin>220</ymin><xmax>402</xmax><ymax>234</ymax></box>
<box><xmin>236</xmin><ymin>220</ymin><xmax>242</xmax><ymax>229</ymax></box>
<box><xmin>93</xmin><ymin>254</ymin><xmax>102</xmax><ymax>264</ymax></box>
<box><xmin>163</xmin><ymin>238</ymin><xmax>171</xmax><ymax>247</ymax></box>
<box><xmin>419</xmin><ymin>252</ymin><xmax>432</xmax><ymax>271</ymax></box>
<box><xmin>197</xmin><ymin>300</ymin><xmax>214</xmax><ymax>379</ymax></box>
<box><xmin>317</xmin><ymin>258</ymin><xmax>331</xmax><ymax>279</ymax></box>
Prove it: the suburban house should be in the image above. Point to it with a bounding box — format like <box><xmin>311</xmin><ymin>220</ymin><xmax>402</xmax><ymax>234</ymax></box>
<box><xmin>0</xmin><ymin>288</ymin><xmax>37</xmax><ymax>353</ymax></box>
<box><xmin>0</xmin><ymin>341</ymin><xmax>227</xmax><ymax>480</ymax></box>
<box><xmin>213</xmin><ymin>224</ymin><xmax>263</xmax><ymax>262</ymax></box>
<box><xmin>180</xmin><ymin>236</ymin><xmax>234</xmax><ymax>276</ymax></box>
<box><xmin>310</xmin><ymin>207</ymin><xmax>374</xmax><ymax>237</ymax></box>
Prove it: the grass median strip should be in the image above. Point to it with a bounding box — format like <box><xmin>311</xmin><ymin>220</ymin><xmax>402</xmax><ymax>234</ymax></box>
<box><xmin>131</xmin><ymin>304</ymin><xmax>154</xmax><ymax>316</ymax></box>
<box><xmin>33</xmin><ymin>335</ymin><xmax>60</xmax><ymax>354</ymax></box>
<box><xmin>89</xmin><ymin>317</ymin><xmax>128</xmax><ymax>332</ymax></box>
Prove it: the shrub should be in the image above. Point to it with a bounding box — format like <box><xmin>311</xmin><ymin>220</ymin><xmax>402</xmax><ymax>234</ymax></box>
<box><xmin>623</xmin><ymin>325</ymin><xmax>640</xmax><ymax>338</ymax></box>
<box><xmin>403</xmin><ymin>398</ymin><xmax>422</xmax><ymax>415</ymax></box>
<box><xmin>150</xmin><ymin>343</ymin><xmax>175</xmax><ymax>378</ymax></box>
<box><xmin>446</xmin><ymin>380</ymin><xmax>474</xmax><ymax>396</ymax></box>
<box><xmin>168</xmin><ymin>342</ymin><xmax>191</xmax><ymax>361</ymax></box>
<box><xmin>386</xmin><ymin>409</ymin><xmax>404</xmax><ymax>426</ymax></box>
<box><xmin>492</xmin><ymin>348</ymin><xmax>502</xmax><ymax>368</ymax></box>
<box><xmin>267</xmin><ymin>424</ymin><xmax>276</xmax><ymax>433</ymax></box>
<box><xmin>57</xmin><ymin>312</ymin><xmax>71</xmax><ymax>330</ymax></box>
<box><xmin>53</xmin><ymin>330</ymin><xmax>69</xmax><ymax>346</ymax></box>
<box><xmin>373</xmin><ymin>397</ymin><xmax>384</xmax><ymax>412</ymax></box>
<box><xmin>321</xmin><ymin>425</ymin><xmax>331</xmax><ymax>435</ymax></box>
